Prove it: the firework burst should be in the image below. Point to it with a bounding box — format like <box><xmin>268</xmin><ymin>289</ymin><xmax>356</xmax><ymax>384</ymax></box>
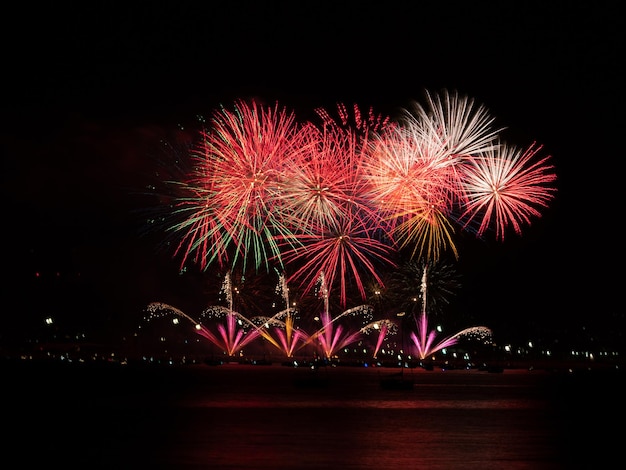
<box><xmin>402</xmin><ymin>89</ymin><xmax>502</xmax><ymax>160</ymax></box>
<box><xmin>276</xmin><ymin>123</ymin><xmax>373</xmax><ymax>234</ymax></box>
<box><xmin>458</xmin><ymin>141</ymin><xmax>557</xmax><ymax>240</ymax></box>
<box><xmin>281</xmin><ymin>214</ymin><xmax>397</xmax><ymax>307</ymax></box>
<box><xmin>195</xmin><ymin>272</ymin><xmax>267</xmax><ymax>356</ymax></box>
<box><xmin>276</xmin><ymin>103</ymin><xmax>398</xmax><ymax>305</ymax></box>
<box><xmin>149</xmin><ymin>91</ymin><xmax>557</xmax><ymax>317</ymax></box>
<box><xmin>363</xmin><ymin>123</ymin><xmax>460</xmax><ymax>262</ymax></box>
<box><xmin>163</xmin><ymin>100</ymin><xmax>313</xmax><ymax>273</ymax></box>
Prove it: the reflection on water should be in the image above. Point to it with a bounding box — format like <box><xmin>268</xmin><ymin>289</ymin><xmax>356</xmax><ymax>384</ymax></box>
<box><xmin>5</xmin><ymin>362</ymin><xmax>623</xmax><ymax>469</ymax></box>
<box><xmin>191</xmin><ymin>397</ymin><xmax>540</xmax><ymax>409</ymax></box>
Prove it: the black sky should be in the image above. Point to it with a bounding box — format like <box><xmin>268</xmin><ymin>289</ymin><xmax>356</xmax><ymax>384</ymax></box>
<box><xmin>1</xmin><ymin>2</ymin><xmax>623</xmax><ymax>348</ymax></box>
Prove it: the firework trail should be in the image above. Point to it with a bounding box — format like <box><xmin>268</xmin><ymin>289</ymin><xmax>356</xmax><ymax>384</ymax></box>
<box><xmin>144</xmin><ymin>302</ymin><xmax>200</xmax><ymax>328</ymax></box>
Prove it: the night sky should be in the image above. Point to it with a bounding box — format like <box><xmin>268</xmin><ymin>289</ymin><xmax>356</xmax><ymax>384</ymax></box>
<box><xmin>1</xmin><ymin>2</ymin><xmax>623</xmax><ymax>351</ymax></box>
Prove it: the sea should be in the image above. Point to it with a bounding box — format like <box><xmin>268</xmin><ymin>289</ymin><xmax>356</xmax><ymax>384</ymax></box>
<box><xmin>4</xmin><ymin>359</ymin><xmax>622</xmax><ymax>469</ymax></box>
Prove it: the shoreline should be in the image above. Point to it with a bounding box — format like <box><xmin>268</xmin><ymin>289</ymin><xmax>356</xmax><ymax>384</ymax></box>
<box><xmin>3</xmin><ymin>353</ymin><xmax>623</xmax><ymax>378</ymax></box>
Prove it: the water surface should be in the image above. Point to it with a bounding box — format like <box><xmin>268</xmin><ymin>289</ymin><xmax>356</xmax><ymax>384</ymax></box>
<box><xmin>5</xmin><ymin>362</ymin><xmax>621</xmax><ymax>469</ymax></box>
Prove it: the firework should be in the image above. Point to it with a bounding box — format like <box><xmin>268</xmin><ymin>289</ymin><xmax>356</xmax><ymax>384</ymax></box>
<box><xmin>150</xmin><ymin>92</ymin><xmax>557</xmax><ymax>316</ymax></box>
<box><xmin>252</xmin><ymin>313</ymin><xmax>310</xmax><ymax>358</ymax></box>
<box><xmin>458</xmin><ymin>141</ymin><xmax>557</xmax><ymax>240</ymax></box>
<box><xmin>195</xmin><ymin>272</ymin><xmax>271</xmax><ymax>356</ymax></box>
<box><xmin>361</xmin><ymin>319</ymin><xmax>398</xmax><ymax>359</ymax></box>
<box><xmin>361</xmin><ymin>90</ymin><xmax>504</xmax><ymax>262</ymax></box>
<box><xmin>290</xmin><ymin>271</ymin><xmax>373</xmax><ymax>359</ymax></box>
<box><xmin>248</xmin><ymin>273</ymin><xmax>311</xmax><ymax>357</ymax></box>
<box><xmin>389</xmin><ymin>260</ymin><xmax>461</xmax><ymax>318</ymax></box>
<box><xmin>163</xmin><ymin>100</ymin><xmax>313</xmax><ymax>273</ymax></box>
<box><xmin>363</xmin><ymin>122</ymin><xmax>460</xmax><ymax>262</ymax></box>
<box><xmin>272</xmin><ymin>103</ymin><xmax>399</xmax><ymax>305</ymax></box>
<box><xmin>276</xmin><ymin>123</ymin><xmax>373</xmax><ymax>234</ymax></box>
<box><xmin>281</xmin><ymin>214</ymin><xmax>397</xmax><ymax>307</ymax></box>
<box><xmin>302</xmin><ymin>272</ymin><xmax>376</xmax><ymax>359</ymax></box>
<box><xmin>307</xmin><ymin>309</ymin><xmax>366</xmax><ymax>359</ymax></box>
<box><xmin>140</xmin><ymin>302</ymin><xmax>249</xmax><ymax>357</ymax></box>
<box><xmin>408</xmin><ymin>263</ymin><xmax>492</xmax><ymax>360</ymax></box>
<box><xmin>402</xmin><ymin>89</ymin><xmax>502</xmax><ymax>160</ymax></box>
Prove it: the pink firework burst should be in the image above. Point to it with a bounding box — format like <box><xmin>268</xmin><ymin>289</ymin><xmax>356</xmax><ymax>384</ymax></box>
<box><xmin>308</xmin><ymin>309</ymin><xmax>368</xmax><ymax>359</ymax></box>
<box><xmin>458</xmin><ymin>141</ymin><xmax>557</xmax><ymax>240</ymax></box>
<box><xmin>276</xmin><ymin>103</ymin><xmax>396</xmax><ymax>305</ymax></box>
<box><xmin>277</xmin><ymin>123</ymin><xmax>372</xmax><ymax>234</ymax></box>
<box><xmin>196</xmin><ymin>272</ymin><xmax>265</xmax><ymax>356</ymax></box>
<box><xmin>167</xmin><ymin>99</ymin><xmax>311</xmax><ymax>272</ymax></box>
<box><xmin>197</xmin><ymin>305</ymin><xmax>262</xmax><ymax>357</ymax></box>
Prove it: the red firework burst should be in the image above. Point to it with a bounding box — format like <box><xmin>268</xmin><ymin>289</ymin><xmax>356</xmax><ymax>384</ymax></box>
<box><xmin>167</xmin><ymin>99</ymin><xmax>311</xmax><ymax>272</ymax></box>
<box><xmin>281</xmin><ymin>212</ymin><xmax>397</xmax><ymax>307</ymax></box>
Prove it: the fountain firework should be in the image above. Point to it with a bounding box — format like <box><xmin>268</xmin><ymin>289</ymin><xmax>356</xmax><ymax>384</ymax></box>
<box><xmin>408</xmin><ymin>263</ymin><xmax>492</xmax><ymax>361</ymax></box>
<box><xmin>142</xmin><ymin>273</ymin><xmax>264</xmax><ymax>358</ymax></box>
<box><xmin>141</xmin><ymin>271</ymin><xmax>391</xmax><ymax>361</ymax></box>
<box><xmin>249</xmin><ymin>273</ymin><xmax>310</xmax><ymax>358</ymax></box>
<box><xmin>301</xmin><ymin>272</ymin><xmax>396</xmax><ymax>360</ymax></box>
